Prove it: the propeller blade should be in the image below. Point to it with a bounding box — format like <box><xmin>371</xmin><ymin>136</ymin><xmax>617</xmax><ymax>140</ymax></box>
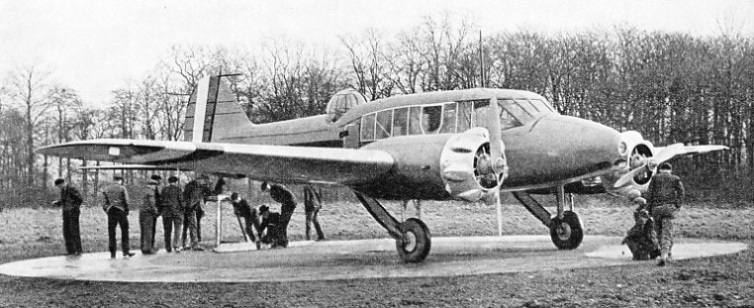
<box><xmin>487</xmin><ymin>96</ymin><xmax>505</xmax><ymax>176</ymax></box>
<box><xmin>613</xmin><ymin>164</ymin><xmax>647</xmax><ymax>188</ymax></box>
<box><xmin>651</xmin><ymin>143</ymin><xmax>686</xmax><ymax>165</ymax></box>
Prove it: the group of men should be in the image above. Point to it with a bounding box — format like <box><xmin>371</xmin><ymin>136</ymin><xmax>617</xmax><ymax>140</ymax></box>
<box><xmin>623</xmin><ymin>162</ymin><xmax>685</xmax><ymax>266</ymax></box>
<box><xmin>52</xmin><ymin>174</ymin><xmax>326</xmax><ymax>258</ymax></box>
<box><xmin>230</xmin><ymin>182</ymin><xmax>326</xmax><ymax>249</ymax></box>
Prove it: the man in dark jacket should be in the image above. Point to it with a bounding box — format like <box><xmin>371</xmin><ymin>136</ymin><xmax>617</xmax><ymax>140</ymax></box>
<box><xmin>258</xmin><ymin>205</ymin><xmax>282</xmax><ymax>248</ymax></box>
<box><xmin>161</xmin><ymin>176</ymin><xmax>183</xmax><ymax>252</ymax></box>
<box><xmin>54</xmin><ymin>178</ymin><xmax>83</xmax><ymax>256</ymax></box>
<box><xmin>646</xmin><ymin>162</ymin><xmax>685</xmax><ymax>266</ymax></box>
<box><xmin>139</xmin><ymin>179</ymin><xmax>160</xmax><ymax>255</ymax></box>
<box><xmin>303</xmin><ymin>185</ymin><xmax>325</xmax><ymax>241</ymax></box>
<box><xmin>150</xmin><ymin>175</ymin><xmax>162</xmax><ymax>251</ymax></box>
<box><xmin>181</xmin><ymin>174</ymin><xmax>211</xmax><ymax>250</ymax></box>
<box><xmin>230</xmin><ymin>192</ymin><xmax>261</xmax><ymax>243</ymax></box>
<box><xmin>102</xmin><ymin>175</ymin><xmax>135</xmax><ymax>259</ymax></box>
<box><xmin>261</xmin><ymin>182</ymin><xmax>296</xmax><ymax>248</ymax></box>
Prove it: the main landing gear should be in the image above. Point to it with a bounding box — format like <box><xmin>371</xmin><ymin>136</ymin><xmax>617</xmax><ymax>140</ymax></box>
<box><xmin>512</xmin><ymin>184</ymin><xmax>584</xmax><ymax>250</ymax></box>
<box><xmin>354</xmin><ymin>193</ymin><xmax>431</xmax><ymax>263</ymax></box>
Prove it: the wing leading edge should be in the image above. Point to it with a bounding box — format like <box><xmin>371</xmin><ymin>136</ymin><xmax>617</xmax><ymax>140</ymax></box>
<box><xmin>36</xmin><ymin>139</ymin><xmax>395</xmax><ymax>185</ymax></box>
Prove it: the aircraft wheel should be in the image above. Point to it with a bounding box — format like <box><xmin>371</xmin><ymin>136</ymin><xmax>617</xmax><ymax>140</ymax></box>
<box><xmin>549</xmin><ymin>211</ymin><xmax>584</xmax><ymax>250</ymax></box>
<box><xmin>395</xmin><ymin>218</ymin><xmax>431</xmax><ymax>263</ymax></box>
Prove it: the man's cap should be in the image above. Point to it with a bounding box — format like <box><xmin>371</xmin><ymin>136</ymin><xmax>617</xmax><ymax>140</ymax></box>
<box><xmin>659</xmin><ymin>162</ymin><xmax>672</xmax><ymax>170</ymax></box>
<box><xmin>168</xmin><ymin>176</ymin><xmax>178</xmax><ymax>183</ymax></box>
<box><xmin>260</xmin><ymin>181</ymin><xmax>269</xmax><ymax>191</ymax></box>
<box><xmin>54</xmin><ymin>178</ymin><xmax>65</xmax><ymax>186</ymax></box>
<box><xmin>151</xmin><ymin>175</ymin><xmax>162</xmax><ymax>181</ymax></box>
<box><xmin>148</xmin><ymin>179</ymin><xmax>159</xmax><ymax>185</ymax></box>
<box><xmin>230</xmin><ymin>192</ymin><xmax>239</xmax><ymax>200</ymax></box>
<box><xmin>114</xmin><ymin>175</ymin><xmax>123</xmax><ymax>180</ymax></box>
<box><xmin>259</xmin><ymin>205</ymin><xmax>269</xmax><ymax>213</ymax></box>
<box><xmin>198</xmin><ymin>174</ymin><xmax>210</xmax><ymax>180</ymax></box>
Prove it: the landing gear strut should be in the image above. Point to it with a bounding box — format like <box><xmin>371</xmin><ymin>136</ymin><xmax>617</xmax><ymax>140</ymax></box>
<box><xmin>354</xmin><ymin>193</ymin><xmax>431</xmax><ymax>263</ymax></box>
<box><xmin>512</xmin><ymin>184</ymin><xmax>584</xmax><ymax>250</ymax></box>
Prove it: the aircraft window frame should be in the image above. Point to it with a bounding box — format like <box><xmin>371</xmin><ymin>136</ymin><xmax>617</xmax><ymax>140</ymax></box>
<box><xmin>375</xmin><ymin>109</ymin><xmax>393</xmax><ymax>139</ymax></box>
<box><xmin>499</xmin><ymin>107</ymin><xmax>523</xmax><ymax>129</ymax></box>
<box><xmin>439</xmin><ymin>102</ymin><xmax>457</xmax><ymax>134</ymax></box>
<box><xmin>360</xmin><ymin>113</ymin><xmax>376</xmax><ymax>141</ymax></box>
<box><xmin>392</xmin><ymin>107</ymin><xmax>409</xmax><ymax>137</ymax></box>
<box><xmin>421</xmin><ymin>104</ymin><xmax>444</xmax><ymax>134</ymax></box>
<box><xmin>529</xmin><ymin>99</ymin><xmax>555</xmax><ymax>113</ymax></box>
<box><xmin>513</xmin><ymin>99</ymin><xmax>538</xmax><ymax>117</ymax></box>
<box><xmin>472</xmin><ymin>100</ymin><xmax>490</xmax><ymax>128</ymax></box>
<box><xmin>500</xmin><ymin>99</ymin><xmax>534</xmax><ymax>124</ymax></box>
<box><xmin>408</xmin><ymin>106</ymin><xmax>423</xmax><ymax>135</ymax></box>
<box><xmin>457</xmin><ymin>101</ymin><xmax>474</xmax><ymax>132</ymax></box>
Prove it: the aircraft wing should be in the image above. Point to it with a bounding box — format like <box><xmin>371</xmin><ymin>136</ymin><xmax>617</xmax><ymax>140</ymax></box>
<box><xmin>36</xmin><ymin>139</ymin><xmax>395</xmax><ymax>185</ymax></box>
<box><xmin>653</xmin><ymin>144</ymin><xmax>729</xmax><ymax>157</ymax></box>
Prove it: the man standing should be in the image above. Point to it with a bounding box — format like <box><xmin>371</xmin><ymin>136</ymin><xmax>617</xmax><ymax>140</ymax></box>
<box><xmin>303</xmin><ymin>185</ymin><xmax>325</xmax><ymax>241</ymax></box>
<box><xmin>647</xmin><ymin>162</ymin><xmax>685</xmax><ymax>266</ymax></box>
<box><xmin>261</xmin><ymin>182</ymin><xmax>296</xmax><ymax>248</ymax></box>
<box><xmin>230</xmin><ymin>192</ymin><xmax>261</xmax><ymax>244</ymax></box>
<box><xmin>150</xmin><ymin>175</ymin><xmax>162</xmax><ymax>251</ymax></box>
<box><xmin>161</xmin><ymin>176</ymin><xmax>184</xmax><ymax>252</ymax></box>
<box><xmin>102</xmin><ymin>175</ymin><xmax>135</xmax><ymax>259</ymax></box>
<box><xmin>54</xmin><ymin>178</ymin><xmax>83</xmax><ymax>256</ymax></box>
<box><xmin>139</xmin><ymin>179</ymin><xmax>160</xmax><ymax>255</ymax></box>
<box><xmin>182</xmin><ymin>174</ymin><xmax>211</xmax><ymax>250</ymax></box>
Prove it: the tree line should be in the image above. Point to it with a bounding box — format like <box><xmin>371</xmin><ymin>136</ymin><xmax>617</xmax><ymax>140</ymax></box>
<box><xmin>1</xmin><ymin>15</ymin><xmax>752</xmax><ymax>204</ymax></box>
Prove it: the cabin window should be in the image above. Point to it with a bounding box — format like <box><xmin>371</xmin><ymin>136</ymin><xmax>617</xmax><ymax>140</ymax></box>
<box><xmin>472</xmin><ymin>100</ymin><xmax>490</xmax><ymax>128</ymax></box>
<box><xmin>457</xmin><ymin>101</ymin><xmax>474</xmax><ymax>132</ymax></box>
<box><xmin>392</xmin><ymin>108</ymin><xmax>409</xmax><ymax>136</ymax></box>
<box><xmin>360</xmin><ymin>113</ymin><xmax>376</xmax><ymax>141</ymax></box>
<box><xmin>422</xmin><ymin>105</ymin><xmax>443</xmax><ymax>134</ymax></box>
<box><xmin>408</xmin><ymin>106</ymin><xmax>423</xmax><ymax>135</ymax></box>
<box><xmin>375</xmin><ymin>109</ymin><xmax>393</xmax><ymax>139</ymax></box>
<box><xmin>439</xmin><ymin>102</ymin><xmax>457</xmax><ymax>133</ymax></box>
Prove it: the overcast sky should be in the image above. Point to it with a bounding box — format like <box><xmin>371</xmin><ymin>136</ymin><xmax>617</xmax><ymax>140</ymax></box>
<box><xmin>1</xmin><ymin>0</ymin><xmax>752</xmax><ymax>104</ymax></box>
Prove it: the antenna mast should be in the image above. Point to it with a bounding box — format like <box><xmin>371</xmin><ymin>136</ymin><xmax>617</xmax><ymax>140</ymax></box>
<box><xmin>479</xmin><ymin>30</ymin><xmax>485</xmax><ymax>88</ymax></box>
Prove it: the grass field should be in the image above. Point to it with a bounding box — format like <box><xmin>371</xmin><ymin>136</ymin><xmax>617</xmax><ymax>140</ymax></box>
<box><xmin>0</xmin><ymin>196</ymin><xmax>752</xmax><ymax>307</ymax></box>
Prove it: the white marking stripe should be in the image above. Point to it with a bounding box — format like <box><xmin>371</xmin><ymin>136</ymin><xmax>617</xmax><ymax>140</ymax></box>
<box><xmin>192</xmin><ymin>76</ymin><xmax>211</xmax><ymax>143</ymax></box>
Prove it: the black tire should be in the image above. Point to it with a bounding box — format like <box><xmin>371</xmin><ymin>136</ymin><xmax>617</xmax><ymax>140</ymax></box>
<box><xmin>549</xmin><ymin>211</ymin><xmax>584</xmax><ymax>250</ymax></box>
<box><xmin>395</xmin><ymin>218</ymin><xmax>431</xmax><ymax>263</ymax></box>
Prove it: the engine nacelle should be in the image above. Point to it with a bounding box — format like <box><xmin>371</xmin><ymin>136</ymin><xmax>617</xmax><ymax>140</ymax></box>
<box><xmin>357</xmin><ymin>128</ymin><xmax>506</xmax><ymax>201</ymax></box>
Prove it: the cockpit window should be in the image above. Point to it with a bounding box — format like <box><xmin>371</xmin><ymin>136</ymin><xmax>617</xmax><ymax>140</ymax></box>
<box><xmin>499</xmin><ymin>108</ymin><xmax>522</xmax><ymax>129</ymax></box>
<box><xmin>457</xmin><ymin>101</ymin><xmax>474</xmax><ymax>132</ymax></box>
<box><xmin>529</xmin><ymin>99</ymin><xmax>555</xmax><ymax>113</ymax></box>
<box><xmin>500</xmin><ymin>100</ymin><xmax>532</xmax><ymax>125</ymax></box>
<box><xmin>514</xmin><ymin>100</ymin><xmax>537</xmax><ymax>117</ymax></box>
<box><xmin>422</xmin><ymin>105</ymin><xmax>443</xmax><ymax>134</ymax></box>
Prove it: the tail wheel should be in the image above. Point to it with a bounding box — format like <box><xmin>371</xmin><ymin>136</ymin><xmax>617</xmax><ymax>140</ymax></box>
<box><xmin>549</xmin><ymin>211</ymin><xmax>584</xmax><ymax>250</ymax></box>
<box><xmin>395</xmin><ymin>218</ymin><xmax>431</xmax><ymax>263</ymax></box>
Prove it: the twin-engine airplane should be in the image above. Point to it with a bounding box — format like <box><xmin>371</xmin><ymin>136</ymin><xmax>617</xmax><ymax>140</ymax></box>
<box><xmin>38</xmin><ymin>75</ymin><xmax>726</xmax><ymax>262</ymax></box>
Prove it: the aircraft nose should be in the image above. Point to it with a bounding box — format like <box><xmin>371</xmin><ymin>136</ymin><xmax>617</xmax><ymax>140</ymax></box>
<box><xmin>526</xmin><ymin>115</ymin><xmax>624</xmax><ymax>178</ymax></box>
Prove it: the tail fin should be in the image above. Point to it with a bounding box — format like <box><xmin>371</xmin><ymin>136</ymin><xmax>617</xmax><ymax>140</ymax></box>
<box><xmin>183</xmin><ymin>75</ymin><xmax>253</xmax><ymax>143</ymax></box>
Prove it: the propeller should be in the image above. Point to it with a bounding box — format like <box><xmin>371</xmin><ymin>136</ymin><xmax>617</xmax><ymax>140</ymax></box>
<box><xmin>486</xmin><ymin>97</ymin><xmax>507</xmax><ymax>184</ymax></box>
<box><xmin>613</xmin><ymin>143</ymin><xmax>686</xmax><ymax>188</ymax></box>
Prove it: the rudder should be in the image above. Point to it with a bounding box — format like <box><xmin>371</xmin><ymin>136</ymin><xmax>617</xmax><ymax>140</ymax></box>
<box><xmin>183</xmin><ymin>76</ymin><xmax>253</xmax><ymax>143</ymax></box>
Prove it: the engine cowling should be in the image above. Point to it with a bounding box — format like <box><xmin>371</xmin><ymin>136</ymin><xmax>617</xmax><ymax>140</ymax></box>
<box><xmin>440</xmin><ymin>128</ymin><xmax>507</xmax><ymax>202</ymax></box>
<box><xmin>358</xmin><ymin>128</ymin><xmax>507</xmax><ymax>201</ymax></box>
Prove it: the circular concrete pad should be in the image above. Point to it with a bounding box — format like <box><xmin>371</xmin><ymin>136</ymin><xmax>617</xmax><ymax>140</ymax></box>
<box><xmin>0</xmin><ymin>236</ymin><xmax>746</xmax><ymax>282</ymax></box>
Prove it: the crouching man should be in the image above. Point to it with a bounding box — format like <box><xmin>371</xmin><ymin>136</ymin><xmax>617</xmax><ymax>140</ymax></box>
<box><xmin>622</xmin><ymin>190</ymin><xmax>659</xmax><ymax>260</ymax></box>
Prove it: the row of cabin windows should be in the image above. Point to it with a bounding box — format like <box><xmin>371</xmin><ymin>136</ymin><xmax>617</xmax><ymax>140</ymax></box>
<box><xmin>360</xmin><ymin>98</ymin><xmax>553</xmax><ymax>142</ymax></box>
